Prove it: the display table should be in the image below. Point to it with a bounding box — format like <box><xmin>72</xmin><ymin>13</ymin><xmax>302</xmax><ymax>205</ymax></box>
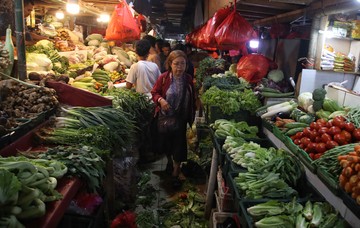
<box><xmin>262</xmin><ymin>127</ymin><xmax>360</xmax><ymax>227</ymax></box>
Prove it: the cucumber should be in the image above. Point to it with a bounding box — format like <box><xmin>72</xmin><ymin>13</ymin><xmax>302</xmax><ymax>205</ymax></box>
<box><xmin>261</xmin><ymin>87</ymin><xmax>282</xmax><ymax>93</ymax></box>
<box><xmin>285</xmin><ymin>127</ymin><xmax>305</xmax><ymax>136</ymax></box>
<box><xmin>261</xmin><ymin>91</ymin><xmax>294</xmax><ymax>98</ymax></box>
<box><xmin>284</xmin><ymin>122</ymin><xmax>309</xmax><ymax>129</ymax></box>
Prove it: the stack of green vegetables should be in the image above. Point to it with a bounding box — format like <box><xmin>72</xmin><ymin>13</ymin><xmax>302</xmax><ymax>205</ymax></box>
<box><xmin>195</xmin><ymin>57</ymin><xmax>226</xmax><ymax>89</ymax></box>
<box><xmin>246</xmin><ymin>198</ymin><xmax>347</xmax><ymax>228</ymax></box>
<box><xmin>25</xmin><ymin>145</ymin><xmax>106</xmax><ymax>192</ymax></box>
<box><xmin>201</xmin><ymin>86</ymin><xmax>261</xmax><ymax>115</ymax></box>
<box><xmin>36</xmin><ymin>106</ymin><xmax>136</xmax><ymax>156</ymax></box>
<box><xmin>210</xmin><ymin>119</ymin><xmax>259</xmax><ymax>139</ymax></box>
<box><xmin>0</xmin><ymin>156</ymin><xmax>67</xmax><ymax>227</ymax></box>
<box><xmin>202</xmin><ymin>73</ymin><xmax>248</xmax><ymax>92</ymax></box>
<box><xmin>103</xmin><ymin>88</ymin><xmax>154</xmax><ymax>131</ymax></box>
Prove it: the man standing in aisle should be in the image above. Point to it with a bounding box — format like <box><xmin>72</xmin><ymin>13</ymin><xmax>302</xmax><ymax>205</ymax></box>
<box><xmin>125</xmin><ymin>39</ymin><xmax>161</xmax><ymax>163</ymax></box>
<box><xmin>125</xmin><ymin>39</ymin><xmax>161</xmax><ymax>98</ymax></box>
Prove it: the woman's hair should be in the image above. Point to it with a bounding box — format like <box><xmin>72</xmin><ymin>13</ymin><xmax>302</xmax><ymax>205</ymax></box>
<box><xmin>165</xmin><ymin>50</ymin><xmax>187</xmax><ymax>71</ymax></box>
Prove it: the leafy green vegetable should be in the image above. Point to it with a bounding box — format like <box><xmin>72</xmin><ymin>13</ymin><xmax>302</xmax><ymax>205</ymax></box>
<box><xmin>195</xmin><ymin>57</ymin><xmax>226</xmax><ymax>89</ymax></box>
<box><xmin>267</xmin><ymin>69</ymin><xmax>284</xmax><ymax>83</ymax></box>
<box><xmin>0</xmin><ymin>169</ymin><xmax>21</xmax><ymax>207</ymax></box>
<box><xmin>255</xmin><ymin>215</ymin><xmax>294</xmax><ymax>228</ymax></box>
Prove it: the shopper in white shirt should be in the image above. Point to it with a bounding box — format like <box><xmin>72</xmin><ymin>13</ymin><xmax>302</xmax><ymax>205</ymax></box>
<box><xmin>126</xmin><ymin>39</ymin><xmax>161</xmax><ymax>99</ymax></box>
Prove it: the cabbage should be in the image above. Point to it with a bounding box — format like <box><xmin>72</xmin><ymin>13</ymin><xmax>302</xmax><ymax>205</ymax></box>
<box><xmin>35</xmin><ymin>40</ymin><xmax>54</xmax><ymax>49</ymax></box>
<box><xmin>267</xmin><ymin>69</ymin><xmax>284</xmax><ymax>83</ymax></box>
<box><xmin>26</xmin><ymin>53</ymin><xmax>53</xmax><ymax>71</ymax></box>
<box><xmin>298</xmin><ymin>92</ymin><xmax>314</xmax><ymax>111</ymax></box>
<box><xmin>0</xmin><ymin>169</ymin><xmax>21</xmax><ymax>206</ymax></box>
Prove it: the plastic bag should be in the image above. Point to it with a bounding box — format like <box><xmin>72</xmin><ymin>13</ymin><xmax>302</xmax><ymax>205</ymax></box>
<box><xmin>203</xmin><ymin>7</ymin><xmax>231</xmax><ymax>46</ymax></box>
<box><xmin>215</xmin><ymin>10</ymin><xmax>256</xmax><ymax>50</ymax></box>
<box><xmin>105</xmin><ymin>1</ymin><xmax>141</xmax><ymax>42</ymax></box>
<box><xmin>237</xmin><ymin>54</ymin><xmax>276</xmax><ymax>83</ymax></box>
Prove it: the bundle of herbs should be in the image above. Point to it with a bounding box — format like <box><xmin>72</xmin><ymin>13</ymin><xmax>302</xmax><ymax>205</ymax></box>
<box><xmin>103</xmin><ymin>88</ymin><xmax>154</xmax><ymax>131</ymax></box>
<box><xmin>195</xmin><ymin>57</ymin><xmax>226</xmax><ymax>89</ymax></box>
<box><xmin>33</xmin><ymin>145</ymin><xmax>106</xmax><ymax>192</ymax></box>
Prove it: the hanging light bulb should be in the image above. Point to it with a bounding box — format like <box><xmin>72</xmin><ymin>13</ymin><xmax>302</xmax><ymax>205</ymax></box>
<box><xmin>249</xmin><ymin>40</ymin><xmax>259</xmax><ymax>49</ymax></box>
<box><xmin>66</xmin><ymin>0</ymin><xmax>80</xmax><ymax>14</ymax></box>
<box><xmin>55</xmin><ymin>10</ymin><xmax>64</xmax><ymax>19</ymax></box>
<box><xmin>97</xmin><ymin>13</ymin><xmax>110</xmax><ymax>23</ymax></box>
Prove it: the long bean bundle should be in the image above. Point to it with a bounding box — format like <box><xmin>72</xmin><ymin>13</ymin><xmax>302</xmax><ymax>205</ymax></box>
<box><xmin>346</xmin><ymin>107</ymin><xmax>360</xmax><ymax>128</ymax></box>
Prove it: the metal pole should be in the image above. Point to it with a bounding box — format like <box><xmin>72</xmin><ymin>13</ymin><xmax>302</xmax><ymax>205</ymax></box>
<box><xmin>14</xmin><ymin>0</ymin><xmax>27</xmax><ymax>80</ymax></box>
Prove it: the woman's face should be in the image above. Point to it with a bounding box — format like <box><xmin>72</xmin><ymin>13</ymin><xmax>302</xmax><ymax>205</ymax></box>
<box><xmin>171</xmin><ymin>57</ymin><xmax>186</xmax><ymax>77</ymax></box>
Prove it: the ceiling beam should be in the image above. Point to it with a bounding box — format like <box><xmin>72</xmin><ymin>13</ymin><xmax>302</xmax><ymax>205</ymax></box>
<box><xmin>238</xmin><ymin>0</ymin><xmax>302</xmax><ymax>10</ymax></box>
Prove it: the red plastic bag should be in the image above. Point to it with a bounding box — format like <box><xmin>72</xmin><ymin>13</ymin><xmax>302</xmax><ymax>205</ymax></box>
<box><xmin>105</xmin><ymin>1</ymin><xmax>141</xmax><ymax>42</ymax></box>
<box><xmin>202</xmin><ymin>7</ymin><xmax>231</xmax><ymax>46</ymax></box>
<box><xmin>237</xmin><ymin>54</ymin><xmax>276</xmax><ymax>83</ymax></box>
<box><xmin>215</xmin><ymin>10</ymin><xmax>256</xmax><ymax>50</ymax></box>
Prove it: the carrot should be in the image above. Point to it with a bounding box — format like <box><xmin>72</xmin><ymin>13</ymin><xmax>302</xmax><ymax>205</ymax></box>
<box><xmin>344</xmin><ymin>166</ymin><xmax>354</xmax><ymax>177</ymax></box>
<box><xmin>349</xmin><ymin>175</ymin><xmax>359</xmax><ymax>185</ymax></box>
<box><xmin>347</xmin><ymin>155</ymin><xmax>360</xmax><ymax>163</ymax></box>
<box><xmin>345</xmin><ymin>182</ymin><xmax>353</xmax><ymax>193</ymax></box>
<box><xmin>354</xmin><ymin>144</ymin><xmax>360</xmax><ymax>153</ymax></box>
<box><xmin>340</xmin><ymin>160</ymin><xmax>350</xmax><ymax>168</ymax></box>
<box><xmin>339</xmin><ymin>174</ymin><xmax>348</xmax><ymax>188</ymax></box>
<box><xmin>351</xmin><ymin>192</ymin><xmax>357</xmax><ymax>199</ymax></box>
<box><xmin>348</xmin><ymin>152</ymin><xmax>358</xmax><ymax>156</ymax></box>
<box><xmin>355</xmin><ymin>164</ymin><xmax>360</xmax><ymax>172</ymax></box>
<box><xmin>357</xmin><ymin>195</ymin><xmax>360</xmax><ymax>205</ymax></box>
<box><xmin>353</xmin><ymin>186</ymin><xmax>360</xmax><ymax>195</ymax></box>
<box><xmin>338</xmin><ymin>155</ymin><xmax>348</xmax><ymax>161</ymax></box>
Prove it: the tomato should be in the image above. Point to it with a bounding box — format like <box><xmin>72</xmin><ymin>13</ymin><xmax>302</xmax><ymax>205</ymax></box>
<box><xmin>321</xmin><ymin>133</ymin><xmax>332</xmax><ymax>143</ymax></box>
<box><xmin>294</xmin><ymin>131</ymin><xmax>303</xmax><ymax>139</ymax></box>
<box><xmin>328</xmin><ymin>126</ymin><xmax>341</xmax><ymax>135</ymax></box>
<box><xmin>316</xmin><ymin>118</ymin><xmax>327</xmax><ymax>126</ymax></box>
<box><xmin>310</xmin><ymin>122</ymin><xmax>319</xmax><ymax>130</ymax></box>
<box><xmin>307</xmin><ymin>143</ymin><xmax>317</xmax><ymax>153</ymax></box>
<box><xmin>315</xmin><ymin>136</ymin><xmax>322</xmax><ymax>143</ymax></box>
<box><xmin>309</xmin><ymin>153</ymin><xmax>315</xmax><ymax>160</ymax></box>
<box><xmin>308</xmin><ymin>131</ymin><xmax>317</xmax><ymax>142</ymax></box>
<box><xmin>299</xmin><ymin>143</ymin><xmax>305</xmax><ymax>149</ymax></box>
<box><xmin>326</xmin><ymin>121</ymin><xmax>333</xmax><ymax>128</ymax></box>
<box><xmin>341</xmin><ymin>130</ymin><xmax>352</xmax><ymax>142</ymax></box>
<box><xmin>326</xmin><ymin>140</ymin><xmax>339</xmax><ymax>149</ymax></box>
<box><xmin>333</xmin><ymin>133</ymin><xmax>346</xmax><ymax>145</ymax></box>
<box><xmin>344</xmin><ymin>122</ymin><xmax>355</xmax><ymax>133</ymax></box>
<box><xmin>314</xmin><ymin>153</ymin><xmax>323</xmax><ymax>160</ymax></box>
<box><xmin>317</xmin><ymin>127</ymin><xmax>329</xmax><ymax>135</ymax></box>
<box><xmin>315</xmin><ymin>143</ymin><xmax>327</xmax><ymax>154</ymax></box>
<box><xmin>301</xmin><ymin>137</ymin><xmax>311</xmax><ymax>147</ymax></box>
<box><xmin>332</xmin><ymin>116</ymin><xmax>345</xmax><ymax>129</ymax></box>
<box><xmin>304</xmin><ymin>147</ymin><xmax>310</xmax><ymax>153</ymax></box>
<box><xmin>293</xmin><ymin>138</ymin><xmax>301</xmax><ymax>145</ymax></box>
<box><xmin>302</xmin><ymin>127</ymin><xmax>312</xmax><ymax>137</ymax></box>
<box><xmin>352</xmin><ymin>129</ymin><xmax>360</xmax><ymax>141</ymax></box>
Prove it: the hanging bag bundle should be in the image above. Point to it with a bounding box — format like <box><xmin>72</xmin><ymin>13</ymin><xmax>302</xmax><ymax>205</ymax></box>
<box><xmin>105</xmin><ymin>1</ymin><xmax>141</xmax><ymax>42</ymax></box>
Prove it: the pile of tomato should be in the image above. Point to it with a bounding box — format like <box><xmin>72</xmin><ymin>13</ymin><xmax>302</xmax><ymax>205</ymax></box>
<box><xmin>290</xmin><ymin>116</ymin><xmax>360</xmax><ymax>160</ymax></box>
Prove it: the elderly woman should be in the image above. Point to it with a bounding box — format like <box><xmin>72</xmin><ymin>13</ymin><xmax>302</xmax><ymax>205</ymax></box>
<box><xmin>151</xmin><ymin>50</ymin><xmax>196</xmax><ymax>188</ymax></box>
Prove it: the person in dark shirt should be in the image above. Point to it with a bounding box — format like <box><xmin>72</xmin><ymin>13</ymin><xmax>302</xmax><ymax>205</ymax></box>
<box><xmin>159</xmin><ymin>42</ymin><xmax>171</xmax><ymax>72</ymax></box>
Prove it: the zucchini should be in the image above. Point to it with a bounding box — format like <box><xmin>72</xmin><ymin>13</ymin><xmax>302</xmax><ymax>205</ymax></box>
<box><xmin>284</xmin><ymin>122</ymin><xmax>309</xmax><ymax>129</ymax></box>
<box><xmin>285</xmin><ymin>127</ymin><xmax>305</xmax><ymax>136</ymax></box>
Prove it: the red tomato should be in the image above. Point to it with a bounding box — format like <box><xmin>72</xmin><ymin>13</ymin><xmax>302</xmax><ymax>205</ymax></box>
<box><xmin>326</xmin><ymin>140</ymin><xmax>339</xmax><ymax>149</ymax></box>
<box><xmin>302</xmin><ymin>127</ymin><xmax>312</xmax><ymax>137</ymax></box>
<box><xmin>344</xmin><ymin>122</ymin><xmax>355</xmax><ymax>133</ymax></box>
<box><xmin>328</xmin><ymin>126</ymin><xmax>341</xmax><ymax>135</ymax></box>
<box><xmin>309</xmin><ymin>153</ymin><xmax>315</xmax><ymax>160</ymax></box>
<box><xmin>326</xmin><ymin>121</ymin><xmax>333</xmax><ymax>128</ymax></box>
<box><xmin>307</xmin><ymin>143</ymin><xmax>317</xmax><ymax>153</ymax></box>
<box><xmin>309</xmin><ymin>131</ymin><xmax>317</xmax><ymax>142</ymax></box>
<box><xmin>299</xmin><ymin>143</ymin><xmax>305</xmax><ymax>149</ymax></box>
<box><xmin>352</xmin><ymin>129</ymin><xmax>360</xmax><ymax>141</ymax></box>
<box><xmin>321</xmin><ymin>133</ymin><xmax>332</xmax><ymax>143</ymax></box>
<box><xmin>310</xmin><ymin>122</ymin><xmax>319</xmax><ymax>130</ymax></box>
<box><xmin>341</xmin><ymin>130</ymin><xmax>352</xmax><ymax>142</ymax></box>
<box><xmin>317</xmin><ymin>127</ymin><xmax>329</xmax><ymax>135</ymax></box>
<box><xmin>301</xmin><ymin>137</ymin><xmax>311</xmax><ymax>147</ymax></box>
<box><xmin>332</xmin><ymin>116</ymin><xmax>345</xmax><ymax>129</ymax></box>
<box><xmin>293</xmin><ymin>138</ymin><xmax>301</xmax><ymax>145</ymax></box>
<box><xmin>316</xmin><ymin>118</ymin><xmax>327</xmax><ymax>126</ymax></box>
<box><xmin>315</xmin><ymin>136</ymin><xmax>322</xmax><ymax>143</ymax></box>
<box><xmin>333</xmin><ymin>133</ymin><xmax>346</xmax><ymax>145</ymax></box>
<box><xmin>304</xmin><ymin>147</ymin><xmax>310</xmax><ymax>153</ymax></box>
<box><xmin>315</xmin><ymin>143</ymin><xmax>327</xmax><ymax>154</ymax></box>
<box><xmin>294</xmin><ymin>132</ymin><xmax>303</xmax><ymax>139</ymax></box>
<box><xmin>314</xmin><ymin>153</ymin><xmax>323</xmax><ymax>160</ymax></box>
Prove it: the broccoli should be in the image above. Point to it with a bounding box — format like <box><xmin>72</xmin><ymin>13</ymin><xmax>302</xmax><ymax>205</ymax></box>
<box><xmin>312</xmin><ymin>88</ymin><xmax>327</xmax><ymax>101</ymax></box>
<box><xmin>313</xmin><ymin>100</ymin><xmax>324</xmax><ymax>112</ymax></box>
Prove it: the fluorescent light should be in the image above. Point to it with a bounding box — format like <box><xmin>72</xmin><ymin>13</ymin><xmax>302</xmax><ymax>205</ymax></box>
<box><xmin>55</xmin><ymin>10</ymin><xmax>64</xmax><ymax>19</ymax></box>
<box><xmin>66</xmin><ymin>0</ymin><xmax>80</xmax><ymax>14</ymax></box>
<box><xmin>97</xmin><ymin>13</ymin><xmax>110</xmax><ymax>23</ymax></box>
<box><xmin>249</xmin><ymin>40</ymin><xmax>259</xmax><ymax>49</ymax></box>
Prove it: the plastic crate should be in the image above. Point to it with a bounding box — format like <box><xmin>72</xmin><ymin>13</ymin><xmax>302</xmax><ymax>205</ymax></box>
<box><xmin>0</xmin><ymin>133</ymin><xmax>10</xmax><ymax>150</ymax></box>
<box><xmin>316</xmin><ymin>167</ymin><xmax>340</xmax><ymax>196</ymax></box>
<box><xmin>8</xmin><ymin>118</ymin><xmax>32</xmax><ymax>143</ymax></box>
<box><xmin>272</xmin><ymin>126</ymin><xmax>286</xmax><ymax>142</ymax></box>
<box><xmin>297</xmin><ymin>148</ymin><xmax>317</xmax><ymax>174</ymax></box>
<box><xmin>212</xmin><ymin>212</ymin><xmax>240</xmax><ymax>228</ymax></box>
<box><xmin>339</xmin><ymin>189</ymin><xmax>360</xmax><ymax>219</ymax></box>
<box><xmin>284</xmin><ymin>136</ymin><xmax>300</xmax><ymax>156</ymax></box>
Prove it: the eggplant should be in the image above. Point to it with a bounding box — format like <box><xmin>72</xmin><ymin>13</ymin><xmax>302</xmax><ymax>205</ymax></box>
<box><xmin>271</xmin><ymin>112</ymin><xmax>291</xmax><ymax>121</ymax></box>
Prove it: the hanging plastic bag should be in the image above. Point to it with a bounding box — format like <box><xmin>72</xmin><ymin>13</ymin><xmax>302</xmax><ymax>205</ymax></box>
<box><xmin>215</xmin><ymin>10</ymin><xmax>256</xmax><ymax>50</ymax></box>
<box><xmin>202</xmin><ymin>7</ymin><xmax>231</xmax><ymax>46</ymax></box>
<box><xmin>237</xmin><ymin>54</ymin><xmax>277</xmax><ymax>83</ymax></box>
<box><xmin>105</xmin><ymin>1</ymin><xmax>141</xmax><ymax>42</ymax></box>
